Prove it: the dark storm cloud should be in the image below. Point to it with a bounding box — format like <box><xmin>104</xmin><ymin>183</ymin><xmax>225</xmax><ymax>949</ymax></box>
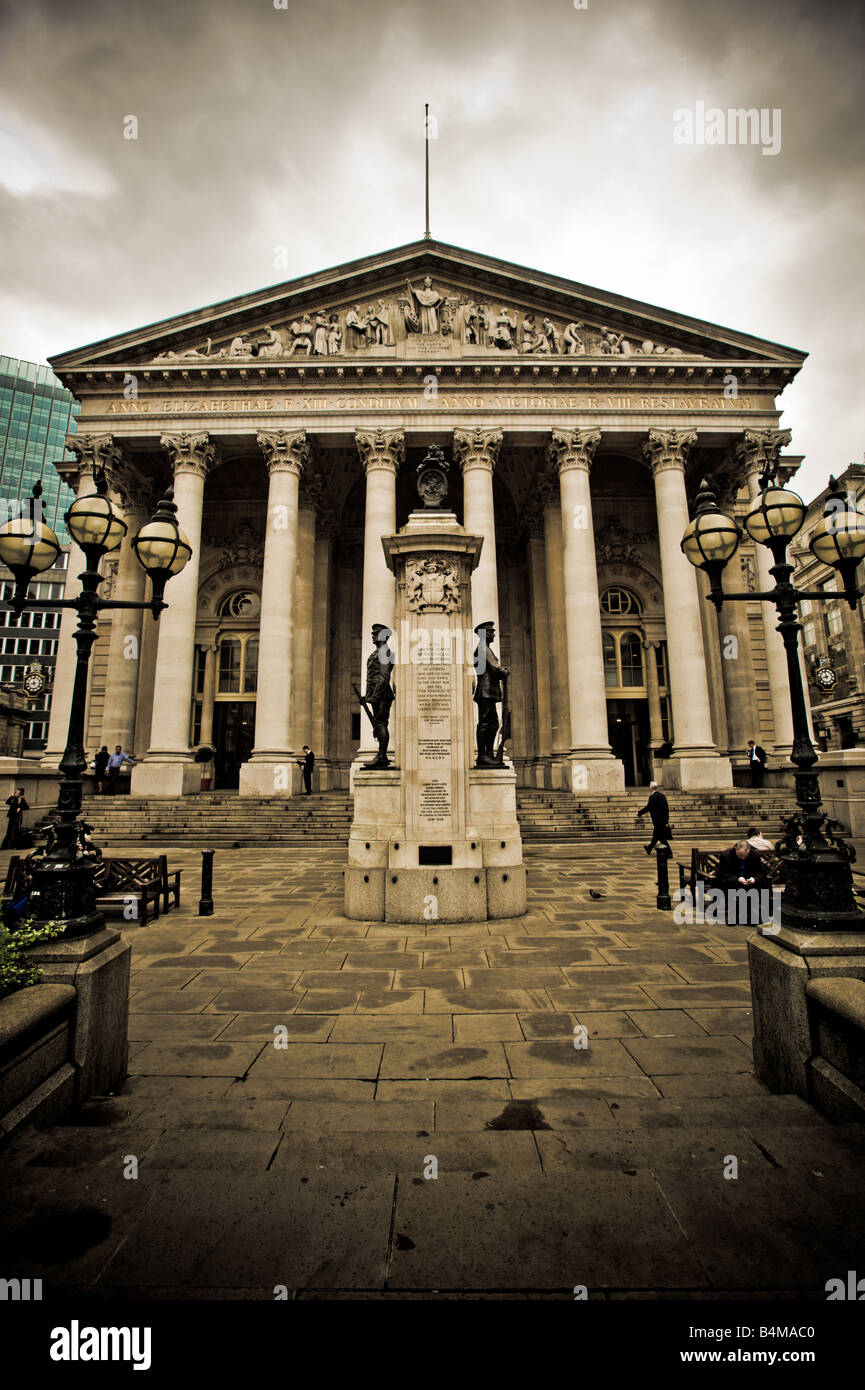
<box><xmin>0</xmin><ymin>0</ymin><xmax>862</xmax><ymax>496</ymax></box>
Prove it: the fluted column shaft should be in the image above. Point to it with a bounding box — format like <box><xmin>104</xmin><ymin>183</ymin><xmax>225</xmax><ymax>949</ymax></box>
<box><xmin>291</xmin><ymin>500</ymin><xmax>317</xmax><ymax>749</ymax></box>
<box><xmin>247</xmin><ymin>430</ymin><xmax>306</xmax><ymax>760</ymax></box>
<box><xmin>310</xmin><ymin>525</ymin><xmax>334</xmax><ymax>762</ymax></box>
<box><xmin>527</xmin><ymin>527</ymin><xmax>552</xmax><ymax>764</ymax></box>
<box><xmin>199</xmin><ymin>643</ymin><xmax>217</xmax><ymax>746</ymax></box>
<box><xmin>549</xmin><ymin>429</ymin><xmax>623</xmax><ymax>791</ymax></box>
<box><xmin>355</xmin><ymin>429</ymin><xmax>404</xmax><ymax>758</ymax></box>
<box><xmin>454</xmin><ymin>428</ymin><xmax>502</xmax><ymax>632</ymax></box>
<box><xmin>541</xmin><ymin>481</ymin><xmax>571</xmax><ymax>758</ymax></box>
<box><xmin>644</xmin><ymin>430</ymin><xmax>731</xmax><ymax>789</ymax></box>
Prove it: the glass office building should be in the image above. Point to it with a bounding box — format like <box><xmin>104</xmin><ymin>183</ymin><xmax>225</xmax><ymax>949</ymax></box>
<box><xmin>0</xmin><ymin>356</ymin><xmax>77</xmax><ymax>747</ymax></box>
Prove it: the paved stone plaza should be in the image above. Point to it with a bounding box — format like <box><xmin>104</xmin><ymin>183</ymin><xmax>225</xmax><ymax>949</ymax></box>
<box><xmin>2</xmin><ymin>839</ymin><xmax>865</xmax><ymax>1299</ymax></box>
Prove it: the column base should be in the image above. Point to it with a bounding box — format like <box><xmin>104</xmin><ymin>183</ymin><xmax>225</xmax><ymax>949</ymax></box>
<box><xmin>664</xmin><ymin>752</ymin><xmax>733</xmax><ymax>791</ymax></box>
<box><xmin>130</xmin><ymin>757</ymin><xmax>200</xmax><ymax>798</ymax></box>
<box><xmin>238</xmin><ymin>757</ymin><xmax>302</xmax><ymax>797</ymax></box>
<box><xmin>568</xmin><ymin>752</ymin><xmax>625</xmax><ymax>794</ymax></box>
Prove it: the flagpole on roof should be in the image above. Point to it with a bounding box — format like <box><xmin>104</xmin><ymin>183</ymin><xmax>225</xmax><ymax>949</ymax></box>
<box><xmin>424</xmin><ymin>103</ymin><xmax>431</xmax><ymax>240</ymax></box>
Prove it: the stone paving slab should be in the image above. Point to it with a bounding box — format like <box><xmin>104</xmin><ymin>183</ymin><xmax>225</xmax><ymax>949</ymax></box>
<box><xmin>3</xmin><ymin>839</ymin><xmax>865</xmax><ymax>1298</ymax></box>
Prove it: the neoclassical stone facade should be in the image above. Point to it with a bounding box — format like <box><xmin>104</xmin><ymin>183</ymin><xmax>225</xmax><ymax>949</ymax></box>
<box><xmin>47</xmin><ymin>241</ymin><xmax>809</xmax><ymax>796</ymax></box>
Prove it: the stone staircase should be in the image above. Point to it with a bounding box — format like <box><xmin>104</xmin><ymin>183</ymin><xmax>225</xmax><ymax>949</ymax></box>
<box><xmin>516</xmin><ymin>788</ymin><xmax>795</xmax><ymax>841</ymax></box>
<box><xmin>80</xmin><ymin>787</ymin><xmax>797</xmax><ymax>847</ymax></box>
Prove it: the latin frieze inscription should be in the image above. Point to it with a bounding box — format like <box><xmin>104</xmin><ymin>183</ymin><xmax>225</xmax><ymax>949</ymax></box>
<box><xmin>101</xmin><ymin>391</ymin><xmax>759</xmax><ymax>417</ymax></box>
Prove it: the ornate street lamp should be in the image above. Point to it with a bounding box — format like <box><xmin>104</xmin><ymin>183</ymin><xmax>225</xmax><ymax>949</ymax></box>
<box><xmin>0</xmin><ymin>468</ymin><xmax>190</xmax><ymax>936</ymax></box>
<box><xmin>681</xmin><ymin>473</ymin><xmax>865</xmax><ymax>930</ymax></box>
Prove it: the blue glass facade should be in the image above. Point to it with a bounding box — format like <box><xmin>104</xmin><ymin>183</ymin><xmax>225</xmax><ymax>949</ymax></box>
<box><xmin>0</xmin><ymin>356</ymin><xmax>78</xmax><ymax>746</ymax></box>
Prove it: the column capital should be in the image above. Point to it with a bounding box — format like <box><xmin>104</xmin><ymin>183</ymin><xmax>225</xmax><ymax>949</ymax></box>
<box><xmin>160</xmin><ymin>431</ymin><xmax>218</xmax><ymax>480</ymax></box>
<box><xmin>734</xmin><ymin>428</ymin><xmax>793</xmax><ymax>483</ymax></box>
<box><xmin>61</xmin><ymin>433</ymin><xmax>125</xmax><ymax>491</ymax></box>
<box><xmin>453</xmin><ymin>426</ymin><xmax>502</xmax><ymax>474</ymax></box>
<box><xmin>355</xmin><ymin>427</ymin><xmax>405</xmax><ymax>475</ymax></box>
<box><xmin>643</xmin><ymin>429</ymin><xmax>697</xmax><ymax>475</ymax></box>
<box><xmin>257</xmin><ymin>428</ymin><xmax>309</xmax><ymax>477</ymax></box>
<box><xmin>547</xmin><ymin>428</ymin><xmax>601</xmax><ymax>475</ymax></box>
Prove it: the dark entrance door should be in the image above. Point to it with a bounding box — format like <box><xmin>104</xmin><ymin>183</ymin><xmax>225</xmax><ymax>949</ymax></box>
<box><xmin>212</xmin><ymin>701</ymin><xmax>256</xmax><ymax>788</ymax></box>
<box><xmin>607</xmin><ymin>699</ymin><xmax>651</xmax><ymax>787</ymax></box>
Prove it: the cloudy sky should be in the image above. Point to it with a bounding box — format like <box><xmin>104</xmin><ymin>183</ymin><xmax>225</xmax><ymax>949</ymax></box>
<box><xmin>1</xmin><ymin>0</ymin><xmax>862</xmax><ymax>499</ymax></box>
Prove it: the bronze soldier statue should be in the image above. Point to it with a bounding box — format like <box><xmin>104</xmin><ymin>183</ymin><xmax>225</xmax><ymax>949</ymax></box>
<box><xmin>361</xmin><ymin>623</ymin><xmax>395</xmax><ymax>769</ymax></box>
<box><xmin>473</xmin><ymin>620</ymin><xmax>509</xmax><ymax>768</ymax></box>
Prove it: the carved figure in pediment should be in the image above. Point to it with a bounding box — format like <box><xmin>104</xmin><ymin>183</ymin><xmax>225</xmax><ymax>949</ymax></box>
<box><xmin>489</xmin><ymin>307</ymin><xmax>517</xmax><ymax>350</ymax></box>
<box><xmin>455</xmin><ymin>299</ymin><xmax>476</xmax><ymax>343</ymax></box>
<box><xmin>346</xmin><ymin>305</ymin><xmax>370</xmax><ymax>349</ymax></box>
<box><xmin>228</xmin><ymin>334</ymin><xmax>254</xmax><ymax>358</ymax></box>
<box><xmin>258</xmin><ymin>325</ymin><xmax>284</xmax><ymax>358</ymax></box>
<box><xmin>287</xmin><ymin>316</ymin><xmax>314</xmax><ymax>356</ymax></box>
<box><xmin>406</xmin><ymin>276</ymin><xmax>443</xmax><ymax>334</ymax></box>
<box><xmin>367</xmin><ymin>299</ymin><xmax>393</xmax><ymax>346</ymax></box>
<box><xmin>398</xmin><ymin>294</ymin><xmax>419</xmax><ymax>333</ymax></box>
<box><xmin>600</xmin><ymin>327</ymin><xmax>623</xmax><ymax>354</ymax></box>
<box><xmin>564</xmin><ymin>321</ymin><xmax>585</xmax><ymax>355</ymax></box>
<box><xmin>155</xmin><ymin>337</ymin><xmax>225</xmax><ymax>362</ymax></box>
<box><xmin>326</xmin><ymin>314</ymin><xmax>343</xmax><ymax>355</ymax></box>
<box><xmin>312</xmin><ymin>313</ymin><xmax>329</xmax><ymax>355</ymax></box>
<box><xmin>542</xmin><ymin>318</ymin><xmax>560</xmax><ymax>353</ymax></box>
<box><xmin>520</xmin><ymin>314</ymin><xmax>542</xmax><ymax>353</ymax></box>
<box><xmin>440</xmin><ymin>295</ymin><xmax>461</xmax><ymax>337</ymax></box>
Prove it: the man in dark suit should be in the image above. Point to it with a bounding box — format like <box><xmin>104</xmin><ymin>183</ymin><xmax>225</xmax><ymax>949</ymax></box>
<box><xmin>637</xmin><ymin>781</ymin><xmax>671</xmax><ymax>854</ymax></box>
<box><xmin>301</xmin><ymin>745</ymin><xmax>314</xmax><ymax>795</ymax></box>
<box><xmin>717</xmin><ymin>840</ymin><xmax>769</xmax><ymax>889</ymax></box>
<box><xmin>747</xmin><ymin>739</ymin><xmax>767</xmax><ymax>788</ymax></box>
<box><xmin>473</xmin><ymin>621</ymin><xmax>509</xmax><ymax>768</ymax></box>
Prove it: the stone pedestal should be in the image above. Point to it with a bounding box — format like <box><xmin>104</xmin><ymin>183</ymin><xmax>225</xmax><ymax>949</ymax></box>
<box><xmin>131</xmin><ymin>756</ymin><xmax>201</xmax><ymax>798</ymax></box>
<box><xmin>25</xmin><ymin>926</ymin><xmax>131</xmax><ymax>1101</ymax></box>
<box><xmin>749</xmin><ymin>926</ymin><xmax>865</xmax><ymax>1098</ymax></box>
<box><xmin>345</xmin><ymin>508</ymin><xmax>526</xmax><ymax>923</ymax></box>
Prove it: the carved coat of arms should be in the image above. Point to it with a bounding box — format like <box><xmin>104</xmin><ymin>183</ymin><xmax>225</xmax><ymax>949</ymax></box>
<box><xmin>406</xmin><ymin>557</ymin><xmax>461</xmax><ymax>612</ymax></box>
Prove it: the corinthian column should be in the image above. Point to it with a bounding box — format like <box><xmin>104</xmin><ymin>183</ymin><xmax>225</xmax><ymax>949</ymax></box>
<box><xmin>549</xmin><ymin>429</ymin><xmax>624</xmax><ymax>792</ymax></box>
<box><xmin>644</xmin><ymin>429</ymin><xmax>731</xmax><ymax>789</ymax></box>
<box><xmin>454</xmin><ymin>427</ymin><xmax>502</xmax><ymax>632</ymax></box>
<box><xmin>239</xmin><ymin>429</ymin><xmax>307</xmax><ymax>796</ymax></box>
<box><xmin>132</xmin><ymin>432</ymin><xmax>217</xmax><ymax>798</ymax></box>
<box><xmin>42</xmin><ymin>434</ymin><xmax>123</xmax><ymax>767</ymax></box>
<box><xmin>737</xmin><ymin>428</ymin><xmax>806</xmax><ymax>758</ymax></box>
<box><xmin>354</xmin><ymin>428</ymin><xmax>404</xmax><ymax>767</ymax></box>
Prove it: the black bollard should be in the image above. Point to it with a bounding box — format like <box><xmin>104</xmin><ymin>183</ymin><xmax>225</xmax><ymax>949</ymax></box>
<box><xmin>655</xmin><ymin>843</ymin><xmax>672</xmax><ymax>911</ymax></box>
<box><xmin>198</xmin><ymin>849</ymin><xmax>214</xmax><ymax>916</ymax></box>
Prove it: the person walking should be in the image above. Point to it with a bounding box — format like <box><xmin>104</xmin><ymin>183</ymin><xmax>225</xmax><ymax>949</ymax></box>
<box><xmin>747</xmin><ymin>739</ymin><xmax>767</xmax><ymax>788</ymax></box>
<box><xmin>105</xmin><ymin>745</ymin><xmax>137</xmax><ymax>794</ymax></box>
<box><xmin>2</xmin><ymin>787</ymin><xmax>29</xmax><ymax>849</ymax></box>
<box><xmin>93</xmin><ymin>745</ymin><xmax>110</xmax><ymax>794</ymax></box>
<box><xmin>637</xmin><ymin>781</ymin><xmax>671</xmax><ymax>854</ymax></box>
<box><xmin>301</xmin><ymin>745</ymin><xmax>315</xmax><ymax>795</ymax></box>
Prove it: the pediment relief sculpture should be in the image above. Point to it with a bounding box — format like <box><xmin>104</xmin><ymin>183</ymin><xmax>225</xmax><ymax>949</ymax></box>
<box><xmin>149</xmin><ymin>278</ymin><xmax>696</xmax><ymax>364</ymax></box>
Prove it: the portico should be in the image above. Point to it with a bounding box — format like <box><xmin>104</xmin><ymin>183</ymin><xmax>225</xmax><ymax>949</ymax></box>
<box><xmin>47</xmin><ymin>239</ymin><xmax>807</xmax><ymax>798</ymax></box>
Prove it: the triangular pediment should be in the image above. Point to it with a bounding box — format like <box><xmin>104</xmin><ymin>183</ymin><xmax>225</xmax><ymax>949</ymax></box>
<box><xmin>50</xmin><ymin>239</ymin><xmax>806</xmax><ymax>377</ymax></box>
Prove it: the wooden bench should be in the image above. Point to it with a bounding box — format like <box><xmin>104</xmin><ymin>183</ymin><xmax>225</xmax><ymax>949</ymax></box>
<box><xmin>3</xmin><ymin>852</ymin><xmax>181</xmax><ymax>926</ymax></box>
<box><xmin>678</xmin><ymin>847</ymin><xmax>784</xmax><ymax>895</ymax></box>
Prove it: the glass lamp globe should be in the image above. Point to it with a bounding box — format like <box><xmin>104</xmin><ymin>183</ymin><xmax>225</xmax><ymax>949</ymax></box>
<box><xmin>66</xmin><ymin>491</ymin><xmax>127</xmax><ymax>552</ymax></box>
<box><xmin>0</xmin><ymin>510</ymin><xmax>62</xmax><ymax>577</ymax></box>
<box><xmin>744</xmin><ymin>486</ymin><xmax>806</xmax><ymax>546</ymax></box>
<box><xmin>681</xmin><ymin>506</ymin><xmax>741</xmax><ymax>570</ymax></box>
<box><xmin>131</xmin><ymin>504</ymin><xmax>192</xmax><ymax>581</ymax></box>
<box><xmin>810</xmin><ymin>503</ymin><xmax>865</xmax><ymax>568</ymax></box>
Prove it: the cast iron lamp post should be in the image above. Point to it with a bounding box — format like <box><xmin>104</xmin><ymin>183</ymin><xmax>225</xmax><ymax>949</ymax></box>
<box><xmin>681</xmin><ymin>472</ymin><xmax>865</xmax><ymax>931</ymax></box>
<box><xmin>0</xmin><ymin>469</ymin><xmax>191</xmax><ymax>937</ymax></box>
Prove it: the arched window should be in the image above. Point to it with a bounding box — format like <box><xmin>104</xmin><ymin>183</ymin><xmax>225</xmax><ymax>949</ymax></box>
<box><xmin>218</xmin><ymin>590</ymin><xmax>261</xmax><ymax>619</ymax></box>
<box><xmin>620</xmin><ymin>631</ymin><xmax>644</xmax><ymax>687</ymax></box>
<box><xmin>600</xmin><ymin>586</ymin><xmax>640</xmax><ymax>616</ymax></box>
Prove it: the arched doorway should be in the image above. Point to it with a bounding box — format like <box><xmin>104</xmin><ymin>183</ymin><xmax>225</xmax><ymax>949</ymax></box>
<box><xmin>193</xmin><ymin>586</ymin><xmax>261</xmax><ymax>788</ymax></box>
